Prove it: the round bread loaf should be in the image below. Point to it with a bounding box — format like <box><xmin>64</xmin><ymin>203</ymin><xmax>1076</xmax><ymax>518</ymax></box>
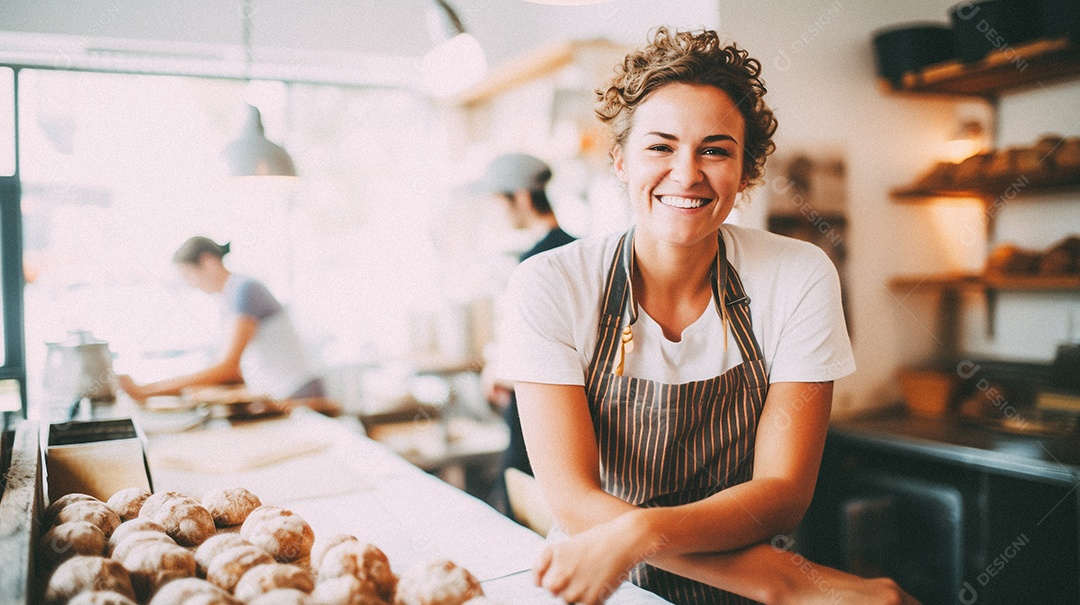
<box><xmin>43</xmin><ymin>555</ymin><xmax>136</xmax><ymax>605</ymax></box>
<box><xmin>108</xmin><ymin>519</ymin><xmax>168</xmax><ymax>556</ymax></box>
<box><xmin>310</xmin><ymin>533</ymin><xmax>358</xmax><ymax>570</ymax></box>
<box><xmin>195</xmin><ymin>533</ymin><xmax>251</xmax><ymax>577</ymax></box>
<box><xmin>107</xmin><ymin>488</ymin><xmax>151</xmax><ymax>522</ymax></box>
<box><xmin>148</xmin><ymin>577</ymin><xmax>240</xmax><ymax>605</ymax></box>
<box><xmin>233</xmin><ymin>563</ymin><xmax>315</xmax><ymax>602</ymax></box>
<box><xmin>138</xmin><ymin>491</ymin><xmax>189</xmax><ymax>521</ymax></box>
<box><xmin>111</xmin><ymin>531</ymin><xmax>177</xmax><ymax>563</ymax></box>
<box><xmin>54</xmin><ymin>500</ymin><xmax>122</xmax><ymax>538</ymax></box>
<box><xmin>38</xmin><ymin>521</ymin><xmax>107</xmax><ymax>569</ymax></box>
<box><xmin>319</xmin><ymin>542</ymin><xmax>396</xmax><ymax>603</ymax></box>
<box><xmin>152</xmin><ymin>498</ymin><xmax>216</xmax><ymax>546</ymax></box>
<box><xmin>202</xmin><ymin>487</ymin><xmax>262</xmax><ymax>527</ymax></box>
<box><xmin>207</xmin><ymin>544</ymin><xmax>275</xmax><ymax>593</ymax></box>
<box><xmin>240</xmin><ymin>506</ymin><xmax>314</xmax><ymax>563</ymax></box>
<box><xmin>312</xmin><ymin>575</ymin><xmax>388</xmax><ymax>605</ymax></box>
<box><xmin>393</xmin><ymin>560</ymin><xmax>482</xmax><ymax>605</ymax></box>
<box><xmin>68</xmin><ymin>590</ymin><xmax>139</xmax><ymax>605</ymax></box>
<box><xmin>118</xmin><ymin>540</ymin><xmax>196</xmax><ymax>602</ymax></box>
<box><xmin>249</xmin><ymin>588</ymin><xmax>313</xmax><ymax>605</ymax></box>
<box><xmin>43</xmin><ymin>493</ymin><xmax>99</xmax><ymax>528</ymax></box>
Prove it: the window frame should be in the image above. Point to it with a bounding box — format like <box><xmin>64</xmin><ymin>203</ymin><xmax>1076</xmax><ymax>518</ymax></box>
<box><xmin>0</xmin><ymin>65</ymin><xmax>25</xmax><ymax>422</ymax></box>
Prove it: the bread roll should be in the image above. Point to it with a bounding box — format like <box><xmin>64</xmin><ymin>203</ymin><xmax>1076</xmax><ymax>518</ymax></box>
<box><xmin>148</xmin><ymin>577</ymin><xmax>240</xmax><ymax>605</ymax></box>
<box><xmin>108</xmin><ymin>519</ymin><xmax>168</xmax><ymax>556</ymax></box>
<box><xmin>43</xmin><ymin>493</ymin><xmax>99</xmax><ymax>528</ymax></box>
<box><xmin>233</xmin><ymin>563</ymin><xmax>315</xmax><ymax>603</ymax></box>
<box><xmin>43</xmin><ymin>555</ymin><xmax>135</xmax><ymax>605</ymax></box>
<box><xmin>38</xmin><ymin>521</ymin><xmax>107</xmax><ymax>569</ymax></box>
<box><xmin>107</xmin><ymin>488</ymin><xmax>151</xmax><ymax>522</ymax></box>
<box><xmin>312</xmin><ymin>575</ymin><xmax>388</xmax><ymax>605</ymax></box>
<box><xmin>138</xmin><ymin>491</ymin><xmax>188</xmax><ymax>521</ymax></box>
<box><xmin>195</xmin><ymin>533</ymin><xmax>251</xmax><ymax>577</ymax></box>
<box><xmin>118</xmin><ymin>540</ymin><xmax>196</xmax><ymax>602</ymax></box>
<box><xmin>152</xmin><ymin>498</ymin><xmax>217</xmax><ymax>547</ymax></box>
<box><xmin>393</xmin><ymin>560</ymin><xmax>483</xmax><ymax>605</ymax></box>
<box><xmin>318</xmin><ymin>542</ymin><xmax>396</xmax><ymax>603</ymax></box>
<box><xmin>202</xmin><ymin>487</ymin><xmax>262</xmax><ymax>527</ymax></box>
<box><xmin>54</xmin><ymin>500</ymin><xmax>122</xmax><ymax>538</ymax></box>
<box><xmin>206</xmin><ymin>544</ymin><xmax>275</xmax><ymax>593</ymax></box>
<box><xmin>111</xmin><ymin>531</ymin><xmax>177</xmax><ymax>563</ymax></box>
<box><xmin>248</xmin><ymin>588</ymin><xmax>313</xmax><ymax>605</ymax></box>
<box><xmin>240</xmin><ymin>506</ymin><xmax>314</xmax><ymax>563</ymax></box>
<box><xmin>310</xmin><ymin>533</ymin><xmax>358</xmax><ymax>570</ymax></box>
<box><xmin>67</xmin><ymin>590</ymin><xmax>139</xmax><ymax>605</ymax></box>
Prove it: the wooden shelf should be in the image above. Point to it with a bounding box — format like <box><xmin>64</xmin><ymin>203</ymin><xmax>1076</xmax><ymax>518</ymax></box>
<box><xmin>890</xmin><ymin>273</ymin><xmax>1080</xmax><ymax>292</ymax></box>
<box><xmin>887</xmin><ymin>37</ymin><xmax>1080</xmax><ymax>97</ymax></box>
<box><xmin>891</xmin><ymin>172</ymin><xmax>1080</xmax><ymax>202</ymax></box>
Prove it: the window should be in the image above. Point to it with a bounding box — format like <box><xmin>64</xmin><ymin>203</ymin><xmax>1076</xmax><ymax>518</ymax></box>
<box><xmin>19</xmin><ymin>69</ymin><xmax>457</xmax><ymax>418</ymax></box>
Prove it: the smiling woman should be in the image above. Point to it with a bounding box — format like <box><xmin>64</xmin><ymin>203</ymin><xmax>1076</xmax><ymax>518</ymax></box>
<box><xmin>499</xmin><ymin>28</ymin><xmax>917</xmax><ymax>605</ymax></box>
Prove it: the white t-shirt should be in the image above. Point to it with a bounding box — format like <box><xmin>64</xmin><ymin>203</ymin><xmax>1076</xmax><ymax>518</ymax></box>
<box><xmin>498</xmin><ymin>224</ymin><xmax>855</xmax><ymax>386</ymax></box>
<box><xmin>219</xmin><ymin>274</ymin><xmax>316</xmax><ymax>399</ymax></box>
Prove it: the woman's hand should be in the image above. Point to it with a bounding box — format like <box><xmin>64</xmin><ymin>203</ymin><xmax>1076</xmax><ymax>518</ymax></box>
<box><xmin>533</xmin><ymin>512</ymin><xmax>655</xmax><ymax>605</ymax></box>
<box><xmin>773</xmin><ymin>555</ymin><xmax>921</xmax><ymax>605</ymax></box>
<box><xmin>115</xmin><ymin>374</ymin><xmax>147</xmax><ymax>401</ymax></box>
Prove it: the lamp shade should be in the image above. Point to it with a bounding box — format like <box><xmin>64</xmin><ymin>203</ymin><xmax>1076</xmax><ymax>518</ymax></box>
<box><xmin>222</xmin><ymin>105</ymin><xmax>297</xmax><ymax>177</ymax></box>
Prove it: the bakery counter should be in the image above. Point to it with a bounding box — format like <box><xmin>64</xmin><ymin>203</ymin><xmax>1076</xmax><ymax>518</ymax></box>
<box><xmin>142</xmin><ymin>409</ymin><xmax>668</xmax><ymax>604</ymax></box>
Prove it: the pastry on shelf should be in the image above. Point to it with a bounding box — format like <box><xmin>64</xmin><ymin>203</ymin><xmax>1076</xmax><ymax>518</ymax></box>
<box><xmin>985</xmin><ymin>243</ymin><xmax>1041</xmax><ymax>276</ymax></box>
<box><xmin>911</xmin><ymin>161</ymin><xmax>959</xmax><ymax>189</ymax></box>
<box><xmin>951</xmin><ymin>152</ymin><xmax>991</xmax><ymax>187</ymax></box>
<box><xmin>1037</xmin><ymin>236</ymin><xmax>1080</xmax><ymax>275</ymax></box>
<box><xmin>1054</xmin><ymin>137</ymin><xmax>1080</xmax><ymax>172</ymax></box>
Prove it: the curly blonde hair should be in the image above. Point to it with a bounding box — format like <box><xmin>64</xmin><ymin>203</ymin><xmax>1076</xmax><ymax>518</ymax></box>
<box><xmin>596</xmin><ymin>27</ymin><xmax>778</xmax><ymax>185</ymax></box>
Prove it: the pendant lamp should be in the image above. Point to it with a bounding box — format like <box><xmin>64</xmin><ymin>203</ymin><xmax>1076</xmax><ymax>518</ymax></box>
<box><xmin>223</xmin><ymin>104</ymin><xmax>297</xmax><ymax>177</ymax></box>
<box><xmin>222</xmin><ymin>0</ymin><xmax>297</xmax><ymax>177</ymax></box>
<box><xmin>421</xmin><ymin>0</ymin><xmax>487</xmax><ymax>97</ymax></box>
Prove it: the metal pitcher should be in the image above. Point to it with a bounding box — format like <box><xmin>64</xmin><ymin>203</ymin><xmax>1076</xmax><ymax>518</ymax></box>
<box><xmin>43</xmin><ymin>330</ymin><xmax>116</xmax><ymax>403</ymax></box>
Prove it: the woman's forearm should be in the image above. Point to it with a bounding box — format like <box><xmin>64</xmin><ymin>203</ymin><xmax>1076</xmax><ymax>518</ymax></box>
<box><xmin>133</xmin><ymin>362</ymin><xmax>243</xmax><ymax>398</ymax></box>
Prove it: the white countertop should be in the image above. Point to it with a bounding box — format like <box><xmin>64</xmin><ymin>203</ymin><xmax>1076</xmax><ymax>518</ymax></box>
<box><xmin>144</xmin><ymin>409</ymin><xmax>670</xmax><ymax>604</ymax></box>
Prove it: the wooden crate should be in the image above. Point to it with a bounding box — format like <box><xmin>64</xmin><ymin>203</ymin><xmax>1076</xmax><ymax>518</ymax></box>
<box><xmin>0</xmin><ymin>422</ymin><xmax>42</xmax><ymax>605</ymax></box>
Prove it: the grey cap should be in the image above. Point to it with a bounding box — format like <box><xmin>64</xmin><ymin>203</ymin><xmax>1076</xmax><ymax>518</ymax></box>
<box><xmin>471</xmin><ymin>153</ymin><xmax>552</xmax><ymax>194</ymax></box>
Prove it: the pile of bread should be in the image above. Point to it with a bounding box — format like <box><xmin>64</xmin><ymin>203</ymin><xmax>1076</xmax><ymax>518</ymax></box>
<box><xmin>985</xmin><ymin>235</ymin><xmax>1080</xmax><ymax>277</ymax></box>
<box><xmin>911</xmin><ymin>134</ymin><xmax>1080</xmax><ymax>191</ymax></box>
<box><xmin>37</xmin><ymin>487</ymin><xmax>499</xmax><ymax>605</ymax></box>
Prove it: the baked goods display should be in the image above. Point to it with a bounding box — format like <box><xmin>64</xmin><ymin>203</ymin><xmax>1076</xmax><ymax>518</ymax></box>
<box><xmin>392</xmin><ymin>560</ymin><xmax>483</xmax><ymax>605</ymax></box>
<box><xmin>233</xmin><ymin>563</ymin><xmax>316</xmax><ymax>602</ymax></box>
<box><xmin>117</xmin><ymin>541</ymin><xmax>196</xmax><ymax>601</ymax></box>
<box><xmin>139</xmin><ymin>493</ymin><xmax>216</xmax><ymax>547</ymax></box>
<box><xmin>318</xmin><ymin>542</ymin><xmax>396</xmax><ymax>603</ymax></box>
<box><xmin>68</xmin><ymin>591</ymin><xmax>140</xmax><ymax>605</ymax></box>
<box><xmin>37</xmin><ymin>487</ymin><xmax>495</xmax><ymax>605</ymax></box>
<box><xmin>247</xmin><ymin>588</ymin><xmax>313</xmax><ymax>605</ymax></box>
<box><xmin>207</xmin><ymin>545</ymin><xmax>276</xmax><ymax>593</ymax></box>
<box><xmin>985</xmin><ymin>236</ymin><xmax>1080</xmax><ymax>278</ymax></box>
<box><xmin>311</xmin><ymin>575</ymin><xmax>386</xmax><ymax>605</ymax></box>
<box><xmin>38</xmin><ymin>521</ymin><xmax>107</xmax><ymax>569</ymax></box>
<box><xmin>240</xmin><ymin>506</ymin><xmax>315</xmax><ymax>563</ymax></box>
<box><xmin>108</xmin><ymin>520</ymin><xmax>168</xmax><ymax>556</ymax></box>
<box><xmin>195</xmin><ymin>534</ymin><xmax>252</xmax><ymax>577</ymax></box>
<box><xmin>202</xmin><ymin>488</ymin><xmax>262</xmax><ymax>528</ymax></box>
<box><xmin>52</xmin><ymin>499</ymin><xmax>122</xmax><ymax>538</ymax></box>
<box><xmin>108</xmin><ymin>489</ymin><xmax>152</xmax><ymax>523</ymax></box>
<box><xmin>146</xmin><ymin>578</ymin><xmax>239</xmax><ymax>605</ymax></box>
<box><xmin>908</xmin><ymin>134</ymin><xmax>1080</xmax><ymax>191</ymax></box>
<box><xmin>43</xmin><ymin>555</ymin><xmax>136</xmax><ymax>605</ymax></box>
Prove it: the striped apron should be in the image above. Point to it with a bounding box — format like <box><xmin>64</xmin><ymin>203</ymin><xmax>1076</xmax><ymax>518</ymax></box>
<box><xmin>585</xmin><ymin>228</ymin><xmax>769</xmax><ymax>605</ymax></box>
